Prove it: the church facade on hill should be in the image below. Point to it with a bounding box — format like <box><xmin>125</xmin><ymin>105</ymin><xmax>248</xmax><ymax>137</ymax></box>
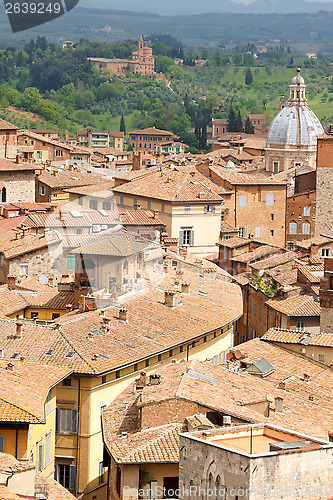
<box><xmin>88</xmin><ymin>36</ymin><xmax>155</xmax><ymax>76</ymax></box>
<box><xmin>265</xmin><ymin>68</ymin><xmax>324</xmax><ymax>173</ymax></box>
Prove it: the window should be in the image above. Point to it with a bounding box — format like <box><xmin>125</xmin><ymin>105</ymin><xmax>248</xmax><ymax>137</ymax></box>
<box><xmin>103</xmin><ymin>201</ymin><xmax>111</xmax><ymax>210</ymax></box>
<box><xmin>37</xmin><ymin>151</ymin><xmax>42</xmax><ymax>159</ymax></box>
<box><xmin>253</xmin><ymin>303</ymin><xmax>256</xmax><ymax>316</ymax></box>
<box><xmin>55</xmin><ymin>464</ymin><xmax>76</xmax><ymax>490</ymax></box>
<box><xmin>67</xmin><ymin>255</ymin><xmax>75</xmax><ymax>270</ymax></box>
<box><xmin>289</xmin><ymin>222</ymin><xmax>297</xmax><ymax>234</ymax></box>
<box><xmin>31</xmin><ymin>312</ymin><xmax>39</xmax><ymax>320</ymax></box>
<box><xmin>270</xmin><ymin>230</ymin><xmax>274</xmax><ymax>237</ymax></box>
<box><xmin>39</xmin><ymin>186</ymin><xmax>46</xmax><ymax>196</ymax></box>
<box><xmin>319</xmin><ymin>354</ymin><xmax>325</xmax><ymax>363</ymax></box>
<box><xmin>322</xmin><ymin>248</ymin><xmax>330</xmax><ymax>258</ymax></box>
<box><xmin>19</xmin><ymin>263</ymin><xmax>28</xmax><ymax>276</ymax></box>
<box><xmin>119</xmin><ymin>197</ymin><xmax>124</xmax><ymax>206</ymax></box>
<box><xmin>36</xmin><ymin>440</ymin><xmax>44</xmax><ymax>473</ymax></box>
<box><xmin>63</xmin><ymin>379</ymin><xmax>71</xmax><ymax>387</ymax></box>
<box><xmin>147</xmin><ymin>201</ymin><xmax>151</xmax><ymax>210</ymax></box>
<box><xmin>205</xmin><ymin>205</ymin><xmax>216</xmax><ymax>213</ymax></box>
<box><xmin>161</xmin><ymin>203</ymin><xmax>165</xmax><ymax>213</ymax></box>
<box><xmin>0</xmin><ymin>254</ymin><xmax>3</xmax><ymax>267</ymax></box>
<box><xmin>271</xmin><ymin>214</ymin><xmax>274</xmax><ymax>221</ymax></box>
<box><xmin>45</xmin><ymin>432</ymin><xmax>51</xmax><ymax>466</ymax></box>
<box><xmin>266</xmin><ymin>194</ymin><xmax>274</xmax><ymax>206</ymax></box>
<box><xmin>184</xmin><ymin>206</ymin><xmax>191</xmax><ymax>214</ymax></box>
<box><xmin>255</xmin><ymin>226</ymin><xmax>261</xmax><ymax>238</ymax></box>
<box><xmin>273</xmin><ymin>161</ymin><xmax>279</xmax><ymax>173</ymax></box>
<box><xmin>99</xmin><ymin>461</ymin><xmax>104</xmax><ymax>485</ymax></box>
<box><xmin>133</xmin><ymin>199</ymin><xmax>138</xmax><ymax>207</ymax></box>
<box><xmin>302</xmin><ymin>222</ymin><xmax>311</xmax><ymax>234</ymax></box>
<box><xmin>239</xmin><ymin>195</ymin><xmax>246</xmax><ymax>207</ymax></box>
<box><xmin>55</xmin><ymin>150</ymin><xmax>63</xmax><ymax>157</ymax></box>
<box><xmin>56</xmin><ymin>408</ymin><xmax>78</xmax><ymax>434</ymax></box>
<box><xmin>180</xmin><ymin>229</ymin><xmax>194</xmax><ymax>246</ymax></box>
<box><xmin>89</xmin><ymin>199</ymin><xmax>98</xmax><ymax>210</ymax></box>
<box><xmin>238</xmin><ymin>228</ymin><xmax>244</xmax><ymax>238</ymax></box>
<box><xmin>116</xmin><ymin>466</ymin><xmax>121</xmax><ymax>496</ymax></box>
<box><xmin>0</xmin><ymin>435</ymin><xmax>5</xmax><ymax>453</ymax></box>
<box><xmin>102</xmin><ymin>376</ymin><xmax>106</xmax><ymax>384</ymax></box>
<box><xmin>296</xmin><ymin>321</ymin><xmax>305</xmax><ymax>332</ymax></box>
<box><xmin>304</xmin><ymin>206</ymin><xmax>311</xmax><ymax>217</ymax></box>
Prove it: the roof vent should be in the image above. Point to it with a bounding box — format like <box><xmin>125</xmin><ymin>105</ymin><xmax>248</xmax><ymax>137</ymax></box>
<box><xmin>303</xmin><ymin>373</ymin><xmax>310</xmax><ymax>382</ymax></box>
<box><xmin>149</xmin><ymin>374</ymin><xmax>161</xmax><ymax>385</ymax></box>
<box><xmin>181</xmin><ymin>282</ymin><xmax>190</xmax><ymax>294</ymax></box>
<box><xmin>275</xmin><ymin>396</ymin><xmax>283</xmax><ymax>413</ymax></box>
<box><xmin>121</xmin><ymin>432</ymin><xmax>128</xmax><ymax>439</ymax></box>
<box><xmin>6</xmin><ymin>362</ymin><xmax>14</xmax><ymax>371</ymax></box>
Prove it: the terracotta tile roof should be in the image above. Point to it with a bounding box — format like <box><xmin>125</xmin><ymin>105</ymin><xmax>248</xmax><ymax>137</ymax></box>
<box><xmin>262</xmin><ymin>328</ymin><xmax>333</xmax><ymax>347</ymax></box>
<box><xmin>0</xmin><ymin>453</ymin><xmax>34</xmax><ymax>472</ymax></box>
<box><xmin>65</xmin><ymin>180</ymin><xmax>115</xmax><ymax>196</ymax></box>
<box><xmin>16</xmin><ymin>290</ymin><xmax>74</xmax><ymax>310</ymax></box>
<box><xmin>217</xmin><ymin>236</ymin><xmax>251</xmax><ymax>248</ymax></box>
<box><xmin>71</xmin><ymin>229</ymin><xmax>159</xmax><ymax>256</ymax></box>
<box><xmin>0</xmin><ymin>359</ymin><xmax>71</xmax><ymax>423</ymax></box>
<box><xmin>113</xmin><ymin>165</ymin><xmax>225</xmax><ymax>202</ymax></box>
<box><xmin>233</xmin><ymin>273</ymin><xmax>251</xmax><ymax>286</ymax></box>
<box><xmin>0</xmin><ymin>216</ymin><xmax>27</xmax><ymax>232</ymax></box>
<box><xmin>266</xmin><ymin>261</ymin><xmax>298</xmax><ymax>286</ymax></box>
<box><xmin>0</xmin><ymin>485</ymin><xmax>24</xmax><ymax>499</ymax></box>
<box><xmin>220</xmin><ymin>221</ymin><xmax>238</xmax><ymax>233</ymax></box>
<box><xmin>35</xmin><ymin>475</ymin><xmax>77</xmax><ymax>500</ymax></box>
<box><xmin>113</xmin><ymin>168</ymin><xmax>160</xmax><ymax>183</ymax></box>
<box><xmin>295</xmin><ymin>235</ymin><xmax>333</xmax><ymax>250</ymax></box>
<box><xmin>220</xmin><ymin>149</ymin><xmax>255</xmax><ymax>161</ymax></box>
<box><xmin>266</xmin><ymin>293</ymin><xmax>320</xmax><ymax>316</ymax></box>
<box><xmin>18</xmin><ymin>130</ymin><xmax>72</xmax><ymax>150</ymax></box>
<box><xmin>38</xmin><ymin>169</ymin><xmax>99</xmax><ymax>189</ymax></box>
<box><xmin>104</xmin><ymin>354</ymin><xmax>333</xmax><ymax>458</ymax></box>
<box><xmin>0</xmin><ymin>159</ymin><xmax>38</xmax><ymax>172</ymax></box>
<box><xmin>0</xmin><ymin>286</ymin><xmax>29</xmax><ymax>316</ymax></box>
<box><xmin>231</xmin><ymin>245</ymin><xmax>282</xmax><ymax>264</ymax></box>
<box><xmin>205</xmin><ymin>164</ymin><xmax>287</xmax><ymax>186</ymax></box>
<box><xmin>298</xmin><ymin>264</ymin><xmax>324</xmax><ymax>283</ymax></box>
<box><xmin>129</xmin><ymin>127</ymin><xmax>173</xmax><ymax>136</ymax></box>
<box><xmin>0</xmin><ymin>119</ymin><xmax>18</xmax><ymax>131</ymax></box>
<box><xmin>12</xmin><ymin>277</ymin><xmax>54</xmax><ymax>292</ymax></box>
<box><xmin>119</xmin><ymin>209</ymin><xmax>164</xmax><ymax>226</ymax></box>
<box><xmin>0</xmin><ymin>230</ymin><xmax>60</xmax><ymax>260</ymax></box>
<box><xmin>23</xmin><ymin>208</ymin><xmax>120</xmax><ymax>229</ymax></box>
<box><xmin>250</xmin><ymin>251</ymin><xmax>297</xmax><ymax>271</ymax></box>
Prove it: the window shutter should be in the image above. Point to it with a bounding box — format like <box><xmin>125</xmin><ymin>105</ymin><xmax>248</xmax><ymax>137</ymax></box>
<box><xmin>266</xmin><ymin>194</ymin><xmax>274</xmax><ymax>206</ymax></box>
<box><xmin>54</xmin><ymin>464</ymin><xmax>58</xmax><ymax>481</ymax></box>
<box><xmin>72</xmin><ymin>409</ymin><xmax>78</xmax><ymax>434</ymax></box>
<box><xmin>69</xmin><ymin>465</ymin><xmax>77</xmax><ymax>491</ymax></box>
<box><xmin>212</xmin><ymin>205</ymin><xmax>216</xmax><ymax>213</ymax></box>
<box><xmin>56</xmin><ymin>408</ymin><xmax>59</xmax><ymax>433</ymax></box>
<box><xmin>0</xmin><ymin>436</ymin><xmax>5</xmax><ymax>453</ymax></box>
<box><xmin>190</xmin><ymin>231</ymin><xmax>194</xmax><ymax>247</ymax></box>
<box><xmin>179</xmin><ymin>230</ymin><xmax>184</xmax><ymax>245</ymax></box>
<box><xmin>255</xmin><ymin>227</ymin><xmax>261</xmax><ymax>238</ymax></box>
<box><xmin>45</xmin><ymin>433</ymin><xmax>51</xmax><ymax>466</ymax></box>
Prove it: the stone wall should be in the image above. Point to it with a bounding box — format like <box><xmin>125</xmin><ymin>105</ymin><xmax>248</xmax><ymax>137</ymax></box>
<box><xmin>0</xmin><ymin>170</ymin><xmax>36</xmax><ymax>203</ymax></box>
<box><xmin>316</xmin><ymin>137</ymin><xmax>333</xmax><ymax>237</ymax></box>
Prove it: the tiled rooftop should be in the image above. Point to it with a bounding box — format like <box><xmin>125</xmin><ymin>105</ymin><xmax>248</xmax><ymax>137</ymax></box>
<box><xmin>262</xmin><ymin>328</ymin><xmax>333</xmax><ymax>347</ymax></box>
<box><xmin>266</xmin><ymin>293</ymin><xmax>320</xmax><ymax>316</ymax></box>
<box><xmin>295</xmin><ymin>235</ymin><xmax>333</xmax><ymax>250</ymax></box>
<box><xmin>250</xmin><ymin>251</ymin><xmax>297</xmax><ymax>271</ymax></box>
<box><xmin>231</xmin><ymin>245</ymin><xmax>282</xmax><ymax>264</ymax></box>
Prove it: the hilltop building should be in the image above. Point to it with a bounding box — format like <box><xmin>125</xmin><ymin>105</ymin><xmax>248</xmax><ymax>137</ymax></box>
<box><xmin>88</xmin><ymin>36</ymin><xmax>155</xmax><ymax>76</ymax></box>
<box><xmin>265</xmin><ymin>68</ymin><xmax>324</xmax><ymax>173</ymax></box>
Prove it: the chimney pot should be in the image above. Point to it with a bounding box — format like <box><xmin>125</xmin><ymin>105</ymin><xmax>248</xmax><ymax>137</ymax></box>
<box><xmin>181</xmin><ymin>282</ymin><xmax>190</xmax><ymax>294</ymax></box>
<box><xmin>15</xmin><ymin>321</ymin><xmax>23</xmax><ymax>339</ymax></box>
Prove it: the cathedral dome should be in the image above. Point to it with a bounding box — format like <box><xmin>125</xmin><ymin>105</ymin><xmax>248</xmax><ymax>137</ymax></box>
<box><xmin>266</xmin><ymin>68</ymin><xmax>324</xmax><ymax>146</ymax></box>
<box><xmin>267</xmin><ymin>105</ymin><xmax>324</xmax><ymax>146</ymax></box>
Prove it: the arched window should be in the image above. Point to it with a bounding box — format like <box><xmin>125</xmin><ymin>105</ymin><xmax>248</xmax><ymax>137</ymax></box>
<box><xmin>289</xmin><ymin>221</ymin><xmax>297</xmax><ymax>234</ymax></box>
<box><xmin>1</xmin><ymin>187</ymin><xmax>6</xmax><ymax>203</ymax></box>
<box><xmin>302</xmin><ymin>221</ymin><xmax>311</xmax><ymax>234</ymax></box>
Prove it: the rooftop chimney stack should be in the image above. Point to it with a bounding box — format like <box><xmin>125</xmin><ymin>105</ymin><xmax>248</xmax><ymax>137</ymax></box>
<box><xmin>7</xmin><ymin>276</ymin><xmax>16</xmax><ymax>291</ymax></box>
<box><xmin>119</xmin><ymin>306</ymin><xmax>128</xmax><ymax>322</ymax></box>
<box><xmin>181</xmin><ymin>282</ymin><xmax>190</xmax><ymax>294</ymax></box>
<box><xmin>164</xmin><ymin>290</ymin><xmax>176</xmax><ymax>307</ymax></box>
<box><xmin>15</xmin><ymin>321</ymin><xmax>23</xmax><ymax>339</ymax></box>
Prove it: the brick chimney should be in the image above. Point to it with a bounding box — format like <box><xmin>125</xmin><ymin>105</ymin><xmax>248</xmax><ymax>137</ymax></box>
<box><xmin>79</xmin><ymin>295</ymin><xmax>86</xmax><ymax>313</ymax></box>
<box><xmin>119</xmin><ymin>306</ymin><xmax>128</xmax><ymax>322</ymax></box>
<box><xmin>7</xmin><ymin>276</ymin><xmax>16</xmax><ymax>290</ymax></box>
<box><xmin>15</xmin><ymin>321</ymin><xmax>23</xmax><ymax>339</ymax></box>
<box><xmin>133</xmin><ymin>151</ymin><xmax>143</xmax><ymax>171</ymax></box>
<box><xmin>164</xmin><ymin>290</ymin><xmax>176</xmax><ymax>307</ymax></box>
<box><xmin>181</xmin><ymin>282</ymin><xmax>190</xmax><ymax>294</ymax></box>
<box><xmin>136</xmin><ymin>371</ymin><xmax>147</xmax><ymax>388</ymax></box>
<box><xmin>153</xmin><ymin>210</ymin><xmax>159</xmax><ymax>219</ymax></box>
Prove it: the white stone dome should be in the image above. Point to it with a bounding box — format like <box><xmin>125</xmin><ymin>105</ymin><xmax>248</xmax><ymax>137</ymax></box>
<box><xmin>267</xmin><ymin>105</ymin><xmax>324</xmax><ymax>146</ymax></box>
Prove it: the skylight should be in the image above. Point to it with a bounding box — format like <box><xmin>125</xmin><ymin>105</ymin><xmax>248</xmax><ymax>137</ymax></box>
<box><xmin>98</xmin><ymin>209</ymin><xmax>109</xmax><ymax>217</ymax></box>
<box><xmin>92</xmin><ymin>329</ymin><xmax>103</xmax><ymax>336</ymax></box>
<box><xmin>45</xmin><ymin>349</ymin><xmax>54</xmax><ymax>355</ymax></box>
<box><xmin>66</xmin><ymin>351</ymin><xmax>75</xmax><ymax>357</ymax></box>
<box><xmin>98</xmin><ymin>353</ymin><xmax>109</xmax><ymax>359</ymax></box>
<box><xmin>69</xmin><ymin>210</ymin><xmax>83</xmax><ymax>218</ymax></box>
<box><xmin>10</xmin><ymin>353</ymin><xmax>19</xmax><ymax>359</ymax></box>
<box><xmin>125</xmin><ymin>344</ymin><xmax>135</xmax><ymax>349</ymax></box>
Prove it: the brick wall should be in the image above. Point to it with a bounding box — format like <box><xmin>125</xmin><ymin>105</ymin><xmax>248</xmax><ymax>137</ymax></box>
<box><xmin>141</xmin><ymin>398</ymin><xmax>198</xmax><ymax>430</ymax></box>
<box><xmin>316</xmin><ymin>137</ymin><xmax>333</xmax><ymax>237</ymax></box>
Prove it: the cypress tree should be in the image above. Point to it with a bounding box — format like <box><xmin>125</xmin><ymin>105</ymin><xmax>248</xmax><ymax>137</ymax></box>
<box><xmin>245</xmin><ymin>68</ymin><xmax>253</xmax><ymax>85</ymax></box>
<box><xmin>120</xmin><ymin>113</ymin><xmax>126</xmax><ymax>134</ymax></box>
<box><xmin>235</xmin><ymin>110</ymin><xmax>243</xmax><ymax>132</ymax></box>
<box><xmin>201</xmin><ymin>117</ymin><xmax>207</xmax><ymax>150</ymax></box>
<box><xmin>227</xmin><ymin>106</ymin><xmax>236</xmax><ymax>132</ymax></box>
<box><xmin>244</xmin><ymin>116</ymin><xmax>255</xmax><ymax>134</ymax></box>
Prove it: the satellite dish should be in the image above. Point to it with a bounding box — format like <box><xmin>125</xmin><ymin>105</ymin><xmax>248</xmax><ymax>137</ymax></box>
<box><xmin>234</xmin><ymin>350</ymin><xmax>242</xmax><ymax>360</ymax></box>
<box><xmin>39</xmin><ymin>274</ymin><xmax>48</xmax><ymax>284</ymax></box>
<box><xmin>226</xmin><ymin>352</ymin><xmax>234</xmax><ymax>362</ymax></box>
<box><xmin>87</xmin><ymin>303</ymin><xmax>93</xmax><ymax>311</ymax></box>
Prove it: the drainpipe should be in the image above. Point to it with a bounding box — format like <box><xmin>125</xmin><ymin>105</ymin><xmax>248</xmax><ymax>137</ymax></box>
<box><xmin>75</xmin><ymin>377</ymin><xmax>81</xmax><ymax>497</ymax></box>
<box><xmin>15</xmin><ymin>426</ymin><xmax>18</xmax><ymax>458</ymax></box>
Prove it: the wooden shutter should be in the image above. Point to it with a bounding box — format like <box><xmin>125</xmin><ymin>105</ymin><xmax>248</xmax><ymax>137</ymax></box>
<box><xmin>179</xmin><ymin>230</ymin><xmax>184</xmax><ymax>246</ymax></box>
<box><xmin>0</xmin><ymin>435</ymin><xmax>5</xmax><ymax>453</ymax></box>
<box><xmin>69</xmin><ymin>465</ymin><xmax>77</xmax><ymax>491</ymax></box>
<box><xmin>190</xmin><ymin>230</ymin><xmax>194</xmax><ymax>246</ymax></box>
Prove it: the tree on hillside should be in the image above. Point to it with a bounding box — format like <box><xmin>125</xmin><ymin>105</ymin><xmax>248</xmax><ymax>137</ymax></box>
<box><xmin>235</xmin><ymin>111</ymin><xmax>243</xmax><ymax>132</ymax></box>
<box><xmin>245</xmin><ymin>68</ymin><xmax>253</xmax><ymax>85</ymax></box>
<box><xmin>244</xmin><ymin>116</ymin><xmax>255</xmax><ymax>134</ymax></box>
<box><xmin>200</xmin><ymin>117</ymin><xmax>207</xmax><ymax>150</ymax></box>
<box><xmin>227</xmin><ymin>106</ymin><xmax>236</xmax><ymax>132</ymax></box>
<box><xmin>120</xmin><ymin>113</ymin><xmax>126</xmax><ymax>134</ymax></box>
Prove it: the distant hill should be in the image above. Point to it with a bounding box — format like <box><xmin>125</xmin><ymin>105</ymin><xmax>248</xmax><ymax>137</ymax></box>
<box><xmin>79</xmin><ymin>0</ymin><xmax>333</xmax><ymax>14</ymax></box>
